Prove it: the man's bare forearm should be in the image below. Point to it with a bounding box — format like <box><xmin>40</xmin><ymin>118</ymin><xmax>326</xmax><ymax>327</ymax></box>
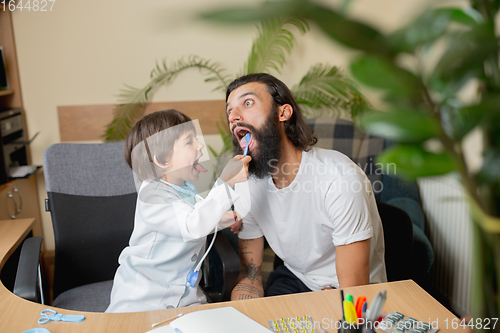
<box><xmin>231</xmin><ymin>258</ymin><xmax>264</xmax><ymax>300</ymax></box>
<box><xmin>232</xmin><ymin>278</ymin><xmax>264</xmax><ymax>300</ymax></box>
<box><xmin>231</xmin><ymin>237</ymin><xmax>265</xmax><ymax>300</ymax></box>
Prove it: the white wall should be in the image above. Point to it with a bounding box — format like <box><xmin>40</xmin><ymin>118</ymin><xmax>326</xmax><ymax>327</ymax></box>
<box><xmin>11</xmin><ymin>0</ymin><xmax>465</xmax><ymax>250</ymax></box>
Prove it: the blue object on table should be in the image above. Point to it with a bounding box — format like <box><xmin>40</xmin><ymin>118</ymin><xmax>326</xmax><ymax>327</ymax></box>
<box><xmin>38</xmin><ymin>309</ymin><xmax>85</xmax><ymax>324</ymax></box>
<box><xmin>22</xmin><ymin>329</ymin><xmax>52</xmax><ymax>333</ymax></box>
<box><xmin>243</xmin><ymin>133</ymin><xmax>251</xmax><ymax>156</ymax></box>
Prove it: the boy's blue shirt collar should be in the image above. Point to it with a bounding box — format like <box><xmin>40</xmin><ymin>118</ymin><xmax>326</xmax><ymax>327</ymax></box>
<box><xmin>156</xmin><ymin>178</ymin><xmax>198</xmax><ymax>196</ymax></box>
<box><xmin>174</xmin><ymin>181</ymin><xmax>198</xmax><ymax>196</ymax></box>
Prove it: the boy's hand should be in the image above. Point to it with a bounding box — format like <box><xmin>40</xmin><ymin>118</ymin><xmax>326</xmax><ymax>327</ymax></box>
<box><xmin>220</xmin><ymin>155</ymin><xmax>252</xmax><ymax>187</ymax></box>
<box><xmin>230</xmin><ymin>216</ymin><xmax>243</xmax><ymax>234</ymax></box>
<box><xmin>219</xmin><ymin>211</ymin><xmax>242</xmax><ymax>233</ymax></box>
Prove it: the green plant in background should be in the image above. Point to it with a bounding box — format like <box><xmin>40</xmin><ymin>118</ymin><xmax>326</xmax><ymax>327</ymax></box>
<box><xmin>103</xmin><ymin>16</ymin><xmax>368</xmax><ymax>177</ymax></box>
<box><xmin>201</xmin><ymin>0</ymin><xmax>500</xmax><ymax>329</ymax></box>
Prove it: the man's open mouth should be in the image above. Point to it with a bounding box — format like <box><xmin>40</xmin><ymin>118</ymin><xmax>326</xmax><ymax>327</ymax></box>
<box><xmin>233</xmin><ymin>127</ymin><xmax>253</xmax><ymax>151</ymax></box>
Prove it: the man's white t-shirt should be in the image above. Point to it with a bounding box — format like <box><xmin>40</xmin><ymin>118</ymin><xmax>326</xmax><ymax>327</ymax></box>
<box><xmin>235</xmin><ymin>147</ymin><xmax>387</xmax><ymax>290</ymax></box>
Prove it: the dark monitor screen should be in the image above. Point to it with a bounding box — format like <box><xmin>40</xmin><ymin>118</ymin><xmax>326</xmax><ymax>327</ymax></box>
<box><xmin>0</xmin><ymin>47</ymin><xmax>9</xmax><ymax>90</ymax></box>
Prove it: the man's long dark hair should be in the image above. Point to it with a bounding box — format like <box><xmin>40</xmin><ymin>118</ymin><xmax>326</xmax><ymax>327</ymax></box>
<box><xmin>226</xmin><ymin>73</ymin><xmax>317</xmax><ymax>151</ymax></box>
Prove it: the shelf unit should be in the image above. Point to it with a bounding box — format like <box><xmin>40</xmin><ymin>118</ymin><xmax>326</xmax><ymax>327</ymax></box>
<box><xmin>0</xmin><ymin>11</ymin><xmax>43</xmax><ymax>242</ymax></box>
<box><xmin>0</xmin><ymin>89</ymin><xmax>14</xmax><ymax>97</ymax></box>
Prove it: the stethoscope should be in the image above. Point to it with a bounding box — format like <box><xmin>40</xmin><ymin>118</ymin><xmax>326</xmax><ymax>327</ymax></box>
<box><xmin>143</xmin><ymin>138</ymin><xmax>218</xmax><ymax>300</ymax></box>
<box><xmin>155</xmin><ymin>178</ymin><xmax>218</xmax><ymax>289</ymax></box>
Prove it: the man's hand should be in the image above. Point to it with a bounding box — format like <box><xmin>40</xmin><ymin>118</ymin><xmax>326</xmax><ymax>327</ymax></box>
<box><xmin>336</xmin><ymin>239</ymin><xmax>371</xmax><ymax>288</ymax></box>
<box><xmin>231</xmin><ymin>237</ymin><xmax>265</xmax><ymax>300</ymax></box>
<box><xmin>219</xmin><ymin>211</ymin><xmax>242</xmax><ymax>233</ymax></box>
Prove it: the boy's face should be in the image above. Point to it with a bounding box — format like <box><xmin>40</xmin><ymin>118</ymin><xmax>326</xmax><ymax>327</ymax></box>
<box><xmin>165</xmin><ymin>130</ymin><xmax>206</xmax><ymax>186</ymax></box>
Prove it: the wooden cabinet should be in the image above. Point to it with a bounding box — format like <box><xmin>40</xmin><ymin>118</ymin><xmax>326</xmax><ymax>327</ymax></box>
<box><xmin>0</xmin><ymin>176</ymin><xmax>43</xmax><ymax>238</ymax></box>
<box><xmin>0</xmin><ymin>11</ymin><xmax>43</xmax><ymax>246</ymax></box>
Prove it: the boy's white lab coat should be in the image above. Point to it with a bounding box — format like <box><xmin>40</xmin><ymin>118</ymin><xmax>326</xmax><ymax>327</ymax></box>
<box><xmin>106</xmin><ymin>179</ymin><xmax>239</xmax><ymax>313</ymax></box>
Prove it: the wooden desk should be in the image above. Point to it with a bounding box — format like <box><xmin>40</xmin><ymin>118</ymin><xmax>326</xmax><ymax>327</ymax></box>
<box><xmin>0</xmin><ymin>219</ymin><xmax>463</xmax><ymax>333</ymax></box>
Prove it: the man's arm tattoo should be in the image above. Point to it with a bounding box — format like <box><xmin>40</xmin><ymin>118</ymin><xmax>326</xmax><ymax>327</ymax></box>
<box><xmin>239</xmin><ymin>244</ymin><xmax>253</xmax><ymax>255</ymax></box>
<box><xmin>239</xmin><ymin>239</ymin><xmax>255</xmax><ymax>255</ymax></box>
<box><xmin>233</xmin><ymin>283</ymin><xmax>264</xmax><ymax>299</ymax></box>
<box><xmin>241</xmin><ymin>258</ymin><xmax>260</xmax><ymax>283</ymax></box>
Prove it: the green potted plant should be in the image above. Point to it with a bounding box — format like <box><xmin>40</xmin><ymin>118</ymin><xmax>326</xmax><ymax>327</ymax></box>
<box><xmin>201</xmin><ymin>0</ymin><xmax>500</xmax><ymax>330</ymax></box>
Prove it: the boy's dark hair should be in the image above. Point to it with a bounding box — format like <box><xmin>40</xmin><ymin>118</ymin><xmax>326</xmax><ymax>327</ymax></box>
<box><xmin>226</xmin><ymin>73</ymin><xmax>317</xmax><ymax>151</ymax></box>
<box><xmin>124</xmin><ymin>109</ymin><xmax>194</xmax><ymax>180</ymax></box>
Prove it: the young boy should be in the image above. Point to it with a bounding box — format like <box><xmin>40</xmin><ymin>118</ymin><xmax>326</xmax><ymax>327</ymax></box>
<box><xmin>106</xmin><ymin>109</ymin><xmax>251</xmax><ymax>313</ymax></box>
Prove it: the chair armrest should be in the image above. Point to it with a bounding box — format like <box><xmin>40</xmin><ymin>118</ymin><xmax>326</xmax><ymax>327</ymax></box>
<box><xmin>212</xmin><ymin>231</ymin><xmax>240</xmax><ymax>302</ymax></box>
<box><xmin>13</xmin><ymin>236</ymin><xmax>43</xmax><ymax>303</ymax></box>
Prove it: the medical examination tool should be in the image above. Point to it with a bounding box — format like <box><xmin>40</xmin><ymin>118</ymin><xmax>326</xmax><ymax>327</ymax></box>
<box><xmin>154</xmin><ymin>178</ymin><xmax>218</xmax><ymax>289</ymax></box>
<box><xmin>186</xmin><ymin>223</ymin><xmax>217</xmax><ymax>288</ymax></box>
<box><xmin>243</xmin><ymin>133</ymin><xmax>251</xmax><ymax>156</ymax></box>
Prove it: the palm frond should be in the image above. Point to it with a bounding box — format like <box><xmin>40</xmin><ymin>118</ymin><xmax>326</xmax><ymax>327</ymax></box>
<box><xmin>104</xmin><ymin>56</ymin><xmax>231</xmax><ymax>142</ymax></box>
<box><xmin>243</xmin><ymin>16</ymin><xmax>309</xmax><ymax>75</ymax></box>
<box><xmin>291</xmin><ymin>64</ymin><xmax>370</xmax><ymax>119</ymax></box>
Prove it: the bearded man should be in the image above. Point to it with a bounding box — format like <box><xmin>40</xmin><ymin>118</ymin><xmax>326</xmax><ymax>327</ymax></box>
<box><xmin>226</xmin><ymin>73</ymin><xmax>387</xmax><ymax>299</ymax></box>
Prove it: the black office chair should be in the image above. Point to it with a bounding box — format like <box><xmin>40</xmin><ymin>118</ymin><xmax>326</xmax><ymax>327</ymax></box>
<box><xmin>376</xmin><ymin>201</ymin><xmax>413</xmax><ymax>281</ymax></box>
<box><xmin>15</xmin><ymin>142</ymin><xmax>239</xmax><ymax>311</ymax></box>
<box><xmin>42</xmin><ymin>142</ymin><xmax>138</xmax><ymax>311</ymax></box>
<box><xmin>13</xmin><ymin>236</ymin><xmax>45</xmax><ymax>303</ymax></box>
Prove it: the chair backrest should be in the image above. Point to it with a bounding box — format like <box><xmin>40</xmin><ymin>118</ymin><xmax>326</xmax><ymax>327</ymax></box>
<box><xmin>43</xmin><ymin>142</ymin><xmax>137</xmax><ymax>299</ymax></box>
<box><xmin>376</xmin><ymin>201</ymin><xmax>413</xmax><ymax>281</ymax></box>
<box><xmin>306</xmin><ymin>118</ymin><xmax>385</xmax><ymax>199</ymax></box>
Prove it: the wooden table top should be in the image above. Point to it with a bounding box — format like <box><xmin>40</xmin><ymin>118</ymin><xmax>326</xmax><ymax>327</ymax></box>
<box><xmin>0</xmin><ymin>219</ymin><xmax>463</xmax><ymax>333</ymax></box>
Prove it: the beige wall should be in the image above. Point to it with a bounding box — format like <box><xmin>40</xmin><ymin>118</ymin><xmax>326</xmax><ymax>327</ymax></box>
<box><xmin>11</xmin><ymin>0</ymin><xmax>467</xmax><ymax>250</ymax></box>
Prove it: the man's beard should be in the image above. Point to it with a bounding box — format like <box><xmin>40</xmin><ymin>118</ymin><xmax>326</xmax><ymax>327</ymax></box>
<box><xmin>231</xmin><ymin>106</ymin><xmax>282</xmax><ymax>179</ymax></box>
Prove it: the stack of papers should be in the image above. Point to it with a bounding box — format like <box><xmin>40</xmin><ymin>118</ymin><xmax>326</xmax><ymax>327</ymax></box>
<box><xmin>9</xmin><ymin>165</ymin><xmax>36</xmax><ymax>178</ymax></box>
<box><xmin>147</xmin><ymin>307</ymin><xmax>271</xmax><ymax>333</ymax></box>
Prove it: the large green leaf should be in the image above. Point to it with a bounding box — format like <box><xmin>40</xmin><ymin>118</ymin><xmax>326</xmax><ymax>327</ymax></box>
<box><xmin>359</xmin><ymin>109</ymin><xmax>440</xmax><ymax>143</ymax></box>
<box><xmin>201</xmin><ymin>0</ymin><xmax>395</xmax><ymax>59</ymax></box>
<box><xmin>442</xmin><ymin>93</ymin><xmax>500</xmax><ymax>141</ymax></box>
<box><xmin>462</xmin><ymin>93</ymin><xmax>500</xmax><ymax>118</ymax></box>
<box><xmin>199</xmin><ymin>1</ymin><xmax>299</xmax><ymax>24</ymax></box>
<box><xmin>390</xmin><ymin>7</ymin><xmax>483</xmax><ymax>53</ymax></box>
<box><xmin>377</xmin><ymin>144</ymin><xmax>457</xmax><ymax>180</ymax></box>
<box><xmin>438</xmin><ymin>7</ymin><xmax>483</xmax><ymax>25</ymax></box>
<box><xmin>350</xmin><ymin>55</ymin><xmax>424</xmax><ymax>99</ymax></box>
<box><xmin>439</xmin><ymin>101</ymin><xmax>473</xmax><ymax>141</ymax></box>
<box><xmin>430</xmin><ymin>25</ymin><xmax>498</xmax><ymax>92</ymax></box>
<box><xmin>301</xmin><ymin>3</ymin><xmax>394</xmax><ymax>59</ymax></box>
<box><xmin>476</xmin><ymin>148</ymin><xmax>500</xmax><ymax>184</ymax></box>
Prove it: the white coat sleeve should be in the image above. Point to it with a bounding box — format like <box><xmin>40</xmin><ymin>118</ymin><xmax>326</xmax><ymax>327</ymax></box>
<box><xmin>138</xmin><ymin>179</ymin><xmax>240</xmax><ymax>241</ymax></box>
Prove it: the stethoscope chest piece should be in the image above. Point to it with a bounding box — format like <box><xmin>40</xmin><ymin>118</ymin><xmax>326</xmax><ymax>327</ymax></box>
<box><xmin>186</xmin><ymin>270</ymin><xmax>199</xmax><ymax>288</ymax></box>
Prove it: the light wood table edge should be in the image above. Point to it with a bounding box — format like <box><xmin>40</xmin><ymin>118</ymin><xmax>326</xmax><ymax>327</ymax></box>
<box><xmin>0</xmin><ymin>218</ymin><xmax>34</xmax><ymax>270</ymax></box>
<box><xmin>0</xmin><ymin>219</ymin><xmax>462</xmax><ymax>333</ymax></box>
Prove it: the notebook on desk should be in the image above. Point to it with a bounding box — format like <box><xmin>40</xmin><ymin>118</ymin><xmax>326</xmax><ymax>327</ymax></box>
<box><xmin>147</xmin><ymin>307</ymin><xmax>271</xmax><ymax>333</ymax></box>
